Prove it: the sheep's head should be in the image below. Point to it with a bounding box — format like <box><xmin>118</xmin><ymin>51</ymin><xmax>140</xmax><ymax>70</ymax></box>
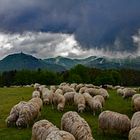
<box><xmin>16</xmin><ymin>117</ymin><xmax>27</xmax><ymax>128</ymax></box>
<box><xmin>6</xmin><ymin>114</ymin><xmax>18</xmax><ymax>127</ymax></box>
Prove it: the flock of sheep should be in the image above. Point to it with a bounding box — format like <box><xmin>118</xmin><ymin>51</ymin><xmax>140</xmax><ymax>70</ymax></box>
<box><xmin>5</xmin><ymin>82</ymin><xmax>140</xmax><ymax>140</ymax></box>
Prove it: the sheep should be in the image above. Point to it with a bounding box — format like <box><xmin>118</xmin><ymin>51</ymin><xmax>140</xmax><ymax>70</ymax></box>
<box><xmin>64</xmin><ymin>92</ymin><xmax>76</xmax><ymax>105</ymax></box>
<box><xmin>83</xmin><ymin>92</ymin><xmax>102</xmax><ymax>115</ymax></box>
<box><xmin>99</xmin><ymin>110</ymin><xmax>131</xmax><ymax>134</ymax></box>
<box><xmin>42</xmin><ymin>88</ymin><xmax>51</xmax><ymax>105</ymax></box>
<box><xmin>32</xmin><ymin>90</ymin><xmax>41</xmax><ymax>98</ymax></box>
<box><xmin>61</xmin><ymin>111</ymin><xmax>94</xmax><ymax>140</ymax></box>
<box><xmin>132</xmin><ymin>94</ymin><xmax>140</xmax><ymax>102</ymax></box>
<box><xmin>133</xmin><ymin>97</ymin><xmax>140</xmax><ymax>111</ymax></box>
<box><xmin>129</xmin><ymin>127</ymin><xmax>140</xmax><ymax>140</ymax></box>
<box><xmin>34</xmin><ymin>83</ymin><xmax>40</xmax><ymax>90</ymax></box>
<box><xmin>85</xmin><ymin>88</ymin><xmax>97</xmax><ymax>96</ymax></box>
<box><xmin>53</xmin><ymin>93</ymin><xmax>65</xmax><ymax>111</ymax></box>
<box><xmin>31</xmin><ymin>119</ymin><xmax>75</xmax><ymax>140</ymax></box>
<box><xmin>46</xmin><ymin>130</ymin><xmax>75</xmax><ymax>140</ymax></box>
<box><xmin>70</xmin><ymin>83</ymin><xmax>77</xmax><ymax>90</ymax></box>
<box><xmin>117</xmin><ymin>88</ymin><xmax>124</xmax><ymax>96</ymax></box>
<box><xmin>50</xmin><ymin>85</ymin><xmax>56</xmax><ymax>92</ymax></box>
<box><xmin>55</xmin><ymin>88</ymin><xmax>64</xmax><ymax>95</ymax></box>
<box><xmin>97</xmin><ymin>88</ymin><xmax>109</xmax><ymax>99</ymax></box>
<box><xmin>75</xmin><ymin>84</ymin><xmax>84</xmax><ymax>92</ymax></box>
<box><xmin>60</xmin><ymin>86</ymin><xmax>75</xmax><ymax>94</ymax></box>
<box><xmin>123</xmin><ymin>88</ymin><xmax>136</xmax><ymax>99</ymax></box>
<box><xmin>74</xmin><ymin>93</ymin><xmax>86</xmax><ymax>113</ymax></box>
<box><xmin>93</xmin><ymin>95</ymin><xmax>105</xmax><ymax>106</ymax></box>
<box><xmin>131</xmin><ymin>111</ymin><xmax>140</xmax><ymax>129</ymax></box>
<box><xmin>16</xmin><ymin>98</ymin><xmax>42</xmax><ymax>128</ymax></box>
<box><xmin>5</xmin><ymin>101</ymin><xmax>27</xmax><ymax>127</ymax></box>
<box><xmin>79</xmin><ymin>87</ymin><xmax>87</xmax><ymax>94</ymax></box>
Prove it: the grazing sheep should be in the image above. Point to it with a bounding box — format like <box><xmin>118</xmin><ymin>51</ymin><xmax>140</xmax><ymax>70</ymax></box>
<box><xmin>99</xmin><ymin>110</ymin><xmax>130</xmax><ymax>134</ymax></box>
<box><xmin>117</xmin><ymin>88</ymin><xmax>124</xmax><ymax>96</ymax></box>
<box><xmin>123</xmin><ymin>88</ymin><xmax>136</xmax><ymax>99</ymax></box>
<box><xmin>93</xmin><ymin>95</ymin><xmax>105</xmax><ymax>106</ymax></box>
<box><xmin>79</xmin><ymin>87</ymin><xmax>87</xmax><ymax>94</ymax></box>
<box><xmin>50</xmin><ymin>85</ymin><xmax>56</xmax><ymax>92</ymax></box>
<box><xmin>85</xmin><ymin>88</ymin><xmax>97</xmax><ymax>96</ymax></box>
<box><xmin>131</xmin><ymin>111</ymin><xmax>140</xmax><ymax>129</ymax></box>
<box><xmin>42</xmin><ymin>88</ymin><xmax>51</xmax><ymax>105</ymax></box>
<box><xmin>32</xmin><ymin>90</ymin><xmax>41</xmax><ymax>98</ymax></box>
<box><xmin>34</xmin><ymin>83</ymin><xmax>40</xmax><ymax>90</ymax></box>
<box><xmin>129</xmin><ymin>127</ymin><xmax>140</xmax><ymax>140</ymax></box>
<box><xmin>70</xmin><ymin>83</ymin><xmax>77</xmax><ymax>90</ymax></box>
<box><xmin>97</xmin><ymin>88</ymin><xmax>109</xmax><ymax>99</ymax></box>
<box><xmin>53</xmin><ymin>93</ymin><xmax>65</xmax><ymax>111</ymax></box>
<box><xmin>132</xmin><ymin>94</ymin><xmax>140</xmax><ymax>102</ymax></box>
<box><xmin>60</xmin><ymin>86</ymin><xmax>75</xmax><ymax>94</ymax></box>
<box><xmin>55</xmin><ymin>88</ymin><xmax>64</xmax><ymax>95</ymax></box>
<box><xmin>64</xmin><ymin>92</ymin><xmax>76</xmax><ymax>105</ymax></box>
<box><xmin>74</xmin><ymin>93</ymin><xmax>86</xmax><ymax>113</ymax></box>
<box><xmin>133</xmin><ymin>97</ymin><xmax>140</xmax><ymax>111</ymax></box>
<box><xmin>5</xmin><ymin>101</ymin><xmax>27</xmax><ymax>127</ymax></box>
<box><xmin>61</xmin><ymin>111</ymin><xmax>94</xmax><ymax>140</ymax></box>
<box><xmin>83</xmin><ymin>92</ymin><xmax>102</xmax><ymax>115</ymax></box>
<box><xmin>31</xmin><ymin>119</ymin><xmax>75</xmax><ymax>140</ymax></box>
<box><xmin>16</xmin><ymin>98</ymin><xmax>42</xmax><ymax>128</ymax></box>
<box><xmin>75</xmin><ymin>84</ymin><xmax>84</xmax><ymax>92</ymax></box>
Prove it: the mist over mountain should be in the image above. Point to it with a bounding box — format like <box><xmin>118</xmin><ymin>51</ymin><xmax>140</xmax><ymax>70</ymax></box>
<box><xmin>0</xmin><ymin>53</ymin><xmax>139</xmax><ymax>72</ymax></box>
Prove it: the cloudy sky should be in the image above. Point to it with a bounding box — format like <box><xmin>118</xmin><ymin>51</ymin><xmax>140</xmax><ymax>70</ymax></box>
<box><xmin>0</xmin><ymin>0</ymin><xmax>140</xmax><ymax>59</ymax></box>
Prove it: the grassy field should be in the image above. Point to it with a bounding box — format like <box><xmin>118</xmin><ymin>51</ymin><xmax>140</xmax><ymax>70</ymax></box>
<box><xmin>0</xmin><ymin>87</ymin><xmax>135</xmax><ymax>140</ymax></box>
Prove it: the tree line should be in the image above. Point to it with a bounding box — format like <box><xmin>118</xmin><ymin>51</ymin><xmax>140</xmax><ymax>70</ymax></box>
<box><xmin>0</xmin><ymin>64</ymin><xmax>140</xmax><ymax>87</ymax></box>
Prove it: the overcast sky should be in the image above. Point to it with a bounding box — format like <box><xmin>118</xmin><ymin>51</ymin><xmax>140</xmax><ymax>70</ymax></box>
<box><xmin>0</xmin><ymin>0</ymin><xmax>140</xmax><ymax>59</ymax></box>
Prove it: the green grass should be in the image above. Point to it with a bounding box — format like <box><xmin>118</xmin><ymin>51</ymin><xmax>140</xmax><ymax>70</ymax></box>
<box><xmin>0</xmin><ymin>87</ymin><xmax>135</xmax><ymax>140</ymax></box>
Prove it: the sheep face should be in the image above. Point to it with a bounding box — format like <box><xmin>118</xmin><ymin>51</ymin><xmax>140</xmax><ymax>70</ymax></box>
<box><xmin>6</xmin><ymin>114</ymin><xmax>17</xmax><ymax>127</ymax></box>
<box><xmin>16</xmin><ymin>118</ymin><xmax>27</xmax><ymax>128</ymax></box>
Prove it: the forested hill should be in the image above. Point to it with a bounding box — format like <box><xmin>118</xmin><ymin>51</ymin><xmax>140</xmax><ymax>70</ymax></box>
<box><xmin>0</xmin><ymin>52</ymin><xmax>140</xmax><ymax>72</ymax></box>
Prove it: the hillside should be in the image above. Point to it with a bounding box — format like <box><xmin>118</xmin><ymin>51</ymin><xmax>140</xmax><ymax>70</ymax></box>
<box><xmin>0</xmin><ymin>53</ymin><xmax>65</xmax><ymax>72</ymax></box>
<box><xmin>0</xmin><ymin>53</ymin><xmax>140</xmax><ymax>72</ymax></box>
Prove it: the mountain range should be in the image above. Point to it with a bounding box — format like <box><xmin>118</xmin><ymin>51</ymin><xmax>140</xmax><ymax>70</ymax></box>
<box><xmin>0</xmin><ymin>52</ymin><xmax>140</xmax><ymax>72</ymax></box>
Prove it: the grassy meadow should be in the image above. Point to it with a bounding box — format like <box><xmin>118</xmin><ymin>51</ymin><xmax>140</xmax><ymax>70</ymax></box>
<box><xmin>0</xmin><ymin>87</ymin><xmax>135</xmax><ymax>140</ymax></box>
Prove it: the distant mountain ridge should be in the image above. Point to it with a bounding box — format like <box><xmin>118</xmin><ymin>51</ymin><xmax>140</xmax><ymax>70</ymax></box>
<box><xmin>0</xmin><ymin>52</ymin><xmax>140</xmax><ymax>72</ymax></box>
<box><xmin>0</xmin><ymin>53</ymin><xmax>66</xmax><ymax>72</ymax></box>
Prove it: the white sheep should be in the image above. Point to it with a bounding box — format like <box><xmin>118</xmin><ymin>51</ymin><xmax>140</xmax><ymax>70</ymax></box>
<box><xmin>32</xmin><ymin>90</ymin><xmax>41</xmax><ymax>98</ymax></box>
<box><xmin>79</xmin><ymin>87</ymin><xmax>87</xmax><ymax>94</ymax></box>
<box><xmin>93</xmin><ymin>95</ymin><xmax>105</xmax><ymax>106</ymax></box>
<box><xmin>129</xmin><ymin>127</ymin><xmax>140</xmax><ymax>140</ymax></box>
<box><xmin>53</xmin><ymin>93</ymin><xmax>65</xmax><ymax>111</ymax></box>
<box><xmin>97</xmin><ymin>88</ymin><xmax>109</xmax><ymax>99</ymax></box>
<box><xmin>117</xmin><ymin>88</ymin><xmax>124</xmax><ymax>96</ymax></box>
<box><xmin>5</xmin><ymin>101</ymin><xmax>27</xmax><ymax>127</ymax></box>
<box><xmin>99</xmin><ymin>110</ymin><xmax>131</xmax><ymax>134</ymax></box>
<box><xmin>31</xmin><ymin>119</ymin><xmax>75</xmax><ymax>140</ymax></box>
<box><xmin>16</xmin><ymin>98</ymin><xmax>42</xmax><ymax>128</ymax></box>
<box><xmin>60</xmin><ymin>85</ymin><xmax>75</xmax><ymax>94</ymax></box>
<box><xmin>123</xmin><ymin>88</ymin><xmax>136</xmax><ymax>99</ymax></box>
<box><xmin>50</xmin><ymin>85</ymin><xmax>56</xmax><ymax>92</ymax></box>
<box><xmin>61</xmin><ymin>111</ymin><xmax>94</xmax><ymax>140</ymax></box>
<box><xmin>75</xmin><ymin>84</ymin><xmax>84</xmax><ymax>92</ymax></box>
<box><xmin>85</xmin><ymin>88</ymin><xmax>97</xmax><ymax>96</ymax></box>
<box><xmin>131</xmin><ymin>111</ymin><xmax>140</xmax><ymax>129</ymax></box>
<box><xmin>132</xmin><ymin>94</ymin><xmax>140</xmax><ymax>101</ymax></box>
<box><xmin>74</xmin><ymin>93</ymin><xmax>86</xmax><ymax>113</ymax></box>
<box><xmin>42</xmin><ymin>88</ymin><xmax>51</xmax><ymax>105</ymax></box>
<box><xmin>55</xmin><ymin>88</ymin><xmax>64</xmax><ymax>95</ymax></box>
<box><xmin>83</xmin><ymin>92</ymin><xmax>102</xmax><ymax>115</ymax></box>
<box><xmin>133</xmin><ymin>97</ymin><xmax>140</xmax><ymax>111</ymax></box>
<box><xmin>64</xmin><ymin>92</ymin><xmax>76</xmax><ymax>105</ymax></box>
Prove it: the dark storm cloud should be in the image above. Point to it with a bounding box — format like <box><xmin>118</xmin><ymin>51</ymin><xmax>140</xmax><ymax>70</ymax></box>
<box><xmin>0</xmin><ymin>0</ymin><xmax>140</xmax><ymax>54</ymax></box>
